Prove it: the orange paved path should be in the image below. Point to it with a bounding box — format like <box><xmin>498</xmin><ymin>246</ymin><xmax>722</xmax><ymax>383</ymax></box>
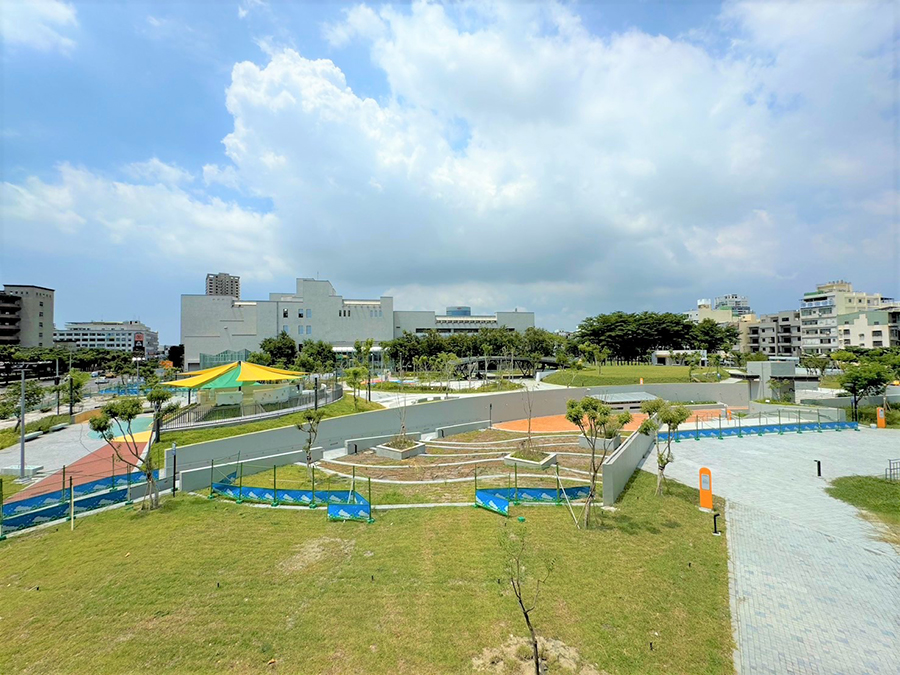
<box><xmin>9</xmin><ymin>438</ymin><xmax>148</xmax><ymax>503</ymax></box>
<box><xmin>495</xmin><ymin>409</ymin><xmax>729</xmax><ymax>433</ymax></box>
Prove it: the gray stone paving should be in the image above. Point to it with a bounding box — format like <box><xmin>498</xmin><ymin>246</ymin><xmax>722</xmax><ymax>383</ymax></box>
<box><xmin>0</xmin><ymin>423</ymin><xmax>105</xmax><ymax>479</ymax></box>
<box><xmin>640</xmin><ymin>428</ymin><xmax>900</xmax><ymax>674</ymax></box>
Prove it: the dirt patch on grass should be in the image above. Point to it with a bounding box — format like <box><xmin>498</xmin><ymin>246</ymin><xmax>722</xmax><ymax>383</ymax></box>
<box><xmin>472</xmin><ymin>634</ymin><xmax>606</xmax><ymax>674</ymax></box>
<box><xmin>278</xmin><ymin>537</ymin><xmax>355</xmax><ymax>574</ymax></box>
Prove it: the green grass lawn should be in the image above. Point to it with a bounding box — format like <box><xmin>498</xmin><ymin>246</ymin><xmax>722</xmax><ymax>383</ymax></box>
<box><xmin>0</xmin><ymin>471</ymin><xmax>731</xmax><ymax>674</ymax></box>
<box><xmin>826</xmin><ymin>475</ymin><xmax>900</xmax><ymax>547</ymax></box>
<box><xmin>157</xmin><ymin>396</ymin><xmax>384</xmax><ymax>450</ymax></box>
<box><xmin>858</xmin><ymin>406</ymin><xmax>900</xmax><ymax>429</ymax></box>
<box><xmin>819</xmin><ymin>375</ymin><xmax>843</xmax><ymax>390</ymax></box>
<box><xmin>1</xmin><ymin>475</ymin><xmax>27</xmax><ymax>499</ymax></box>
<box><xmin>544</xmin><ymin>364</ymin><xmax>712</xmax><ymax>387</ymax></box>
<box><xmin>0</xmin><ymin>415</ymin><xmax>71</xmax><ymax>451</ymax></box>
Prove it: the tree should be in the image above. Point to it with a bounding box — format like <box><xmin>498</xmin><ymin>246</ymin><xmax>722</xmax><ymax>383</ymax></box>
<box><xmin>146</xmin><ymin>386</ymin><xmax>181</xmax><ymax>443</ymax></box>
<box><xmin>499</xmin><ymin>524</ymin><xmax>555</xmax><ymax>675</ymax></box>
<box><xmin>0</xmin><ymin>380</ymin><xmax>45</xmax><ymax>430</ymax></box>
<box><xmin>89</xmin><ymin>398</ymin><xmax>161</xmax><ymax>509</ymax></box>
<box><xmin>746</xmin><ymin>352</ymin><xmax>769</xmax><ymax>362</ymax></box>
<box><xmin>246</xmin><ymin>350</ymin><xmax>272</xmax><ymax>366</ymax></box>
<box><xmin>296</xmin><ymin>408</ymin><xmax>325</xmax><ymax>477</ymax></box>
<box><xmin>433</xmin><ymin>351</ymin><xmax>458</xmax><ymax>398</ymax></box>
<box><xmin>344</xmin><ymin>366</ymin><xmax>367</xmax><ymax>410</ymax></box>
<box><xmin>768</xmin><ymin>377</ymin><xmax>793</xmax><ymax>403</ymax></box>
<box><xmin>800</xmin><ymin>352</ymin><xmax>832</xmax><ymax>379</ymax></box>
<box><xmin>831</xmin><ymin>350</ymin><xmax>856</xmax><ymax>372</ymax></box>
<box><xmin>565</xmin><ymin>396</ymin><xmax>632</xmax><ymax>527</ymax></box>
<box><xmin>166</xmin><ymin>344</ymin><xmax>185</xmax><ymax>369</ymax></box>
<box><xmin>839</xmin><ymin>363</ymin><xmax>891</xmax><ymax>422</ymax></box>
<box><xmin>684</xmin><ymin>352</ymin><xmax>702</xmax><ymax>381</ymax></box>
<box><xmin>259</xmin><ymin>331</ymin><xmax>298</xmax><ymax>365</ymax></box>
<box><xmin>639</xmin><ymin>399</ymin><xmax>691</xmax><ymax>496</ymax></box>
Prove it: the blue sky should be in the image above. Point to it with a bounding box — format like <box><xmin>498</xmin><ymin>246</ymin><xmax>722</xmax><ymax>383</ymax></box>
<box><xmin>1</xmin><ymin>0</ymin><xmax>897</xmax><ymax>344</ymax></box>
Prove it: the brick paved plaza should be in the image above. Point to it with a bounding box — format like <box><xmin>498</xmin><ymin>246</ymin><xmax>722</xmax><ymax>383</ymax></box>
<box><xmin>641</xmin><ymin>429</ymin><xmax>900</xmax><ymax>674</ymax></box>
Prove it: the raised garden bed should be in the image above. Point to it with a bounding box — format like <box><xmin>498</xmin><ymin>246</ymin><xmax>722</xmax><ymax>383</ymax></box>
<box><xmin>374</xmin><ymin>440</ymin><xmax>426</xmax><ymax>461</ymax></box>
<box><xmin>503</xmin><ymin>452</ymin><xmax>558</xmax><ymax>470</ymax></box>
<box><xmin>577</xmin><ymin>435</ymin><xmax>622</xmax><ymax>452</ymax></box>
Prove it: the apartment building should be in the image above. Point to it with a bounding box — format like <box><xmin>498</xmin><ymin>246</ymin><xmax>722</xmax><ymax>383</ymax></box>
<box><xmin>206</xmin><ymin>272</ymin><xmax>241</xmax><ymax>299</ymax></box>
<box><xmin>800</xmin><ymin>281</ymin><xmax>892</xmax><ymax>354</ymax></box>
<box><xmin>836</xmin><ymin>307</ymin><xmax>900</xmax><ymax>349</ymax></box>
<box><xmin>714</xmin><ymin>294</ymin><xmax>752</xmax><ymax>317</ymax></box>
<box><xmin>0</xmin><ymin>285</ymin><xmax>55</xmax><ymax>348</ymax></box>
<box><xmin>53</xmin><ymin>320</ymin><xmax>159</xmax><ymax>355</ymax></box>
<box><xmin>684</xmin><ymin>299</ymin><xmax>734</xmax><ymax>324</ymax></box>
<box><xmin>740</xmin><ymin>311</ymin><xmax>802</xmax><ymax>358</ymax></box>
<box><xmin>181</xmin><ymin>277</ymin><xmax>535</xmax><ymax>371</ymax></box>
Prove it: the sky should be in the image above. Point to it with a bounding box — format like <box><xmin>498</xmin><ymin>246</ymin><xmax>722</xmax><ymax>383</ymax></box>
<box><xmin>1</xmin><ymin>0</ymin><xmax>898</xmax><ymax>345</ymax></box>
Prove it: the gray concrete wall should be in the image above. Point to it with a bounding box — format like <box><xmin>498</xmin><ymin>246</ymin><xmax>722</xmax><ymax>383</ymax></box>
<box><xmin>171</xmin><ymin>383</ymin><xmax>751</xmax><ymax>475</ymax></box>
<box><xmin>179</xmin><ymin>448</ymin><xmax>312</xmax><ymax>493</ymax></box>
<box><xmin>436</xmin><ymin>420</ymin><xmax>490</xmax><ymax>437</ymax></box>
<box><xmin>747</xmin><ymin>402</ymin><xmax>846</xmax><ymax>421</ymax></box>
<box><xmin>602</xmin><ymin>424</ymin><xmax>656</xmax><ymax>506</ymax></box>
<box><xmin>797</xmin><ymin>394</ymin><xmax>900</xmax><ymax>409</ymax></box>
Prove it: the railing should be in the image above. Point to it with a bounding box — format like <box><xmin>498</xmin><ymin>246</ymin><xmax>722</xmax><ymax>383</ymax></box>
<box><xmin>161</xmin><ymin>385</ymin><xmax>343</xmax><ymax>430</ymax></box>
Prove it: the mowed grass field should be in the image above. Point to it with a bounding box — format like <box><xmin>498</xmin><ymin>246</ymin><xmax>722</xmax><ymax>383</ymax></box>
<box><xmin>826</xmin><ymin>475</ymin><xmax>900</xmax><ymax>547</ymax></box>
<box><xmin>0</xmin><ymin>472</ymin><xmax>732</xmax><ymax>674</ymax></box>
<box><xmin>544</xmin><ymin>364</ymin><xmax>695</xmax><ymax>387</ymax></box>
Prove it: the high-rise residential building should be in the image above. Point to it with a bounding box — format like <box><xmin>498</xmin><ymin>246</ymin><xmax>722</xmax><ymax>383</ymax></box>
<box><xmin>799</xmin><ymin>281</ymin><xmax>892</xmax><ymax>354</ymax></box>
<box><xmin>53</xmin><ymin>320</ymin><xmax>159</xmax><ymax>355</ymax></box>
<box><xmin>836</xmin><ymin>306</ymin><xmax>900</xmax><ymax>349</ymax></box>
<box><xmin>740</xmin><ymin>311</ymin><xmax>802</xmax><ymax>358</ymax></box>
<box><xmin>0</xmin><ymin>285</ymin><xmax>55</xmax><ymax>347</ymax></box>
<box><xmin>714</xmin><ymin>294</ymin><xmax>752</xmax><ymax>317</ymax></box>
<box><xmin>206</xmin><ymin>272</ymin><xmax>240</xmax><ymax>299</ymax></box>
<box><xmin>181</xmin><ymin>277</ymin><xmax>535</xmax><ymax>371</ymax></box>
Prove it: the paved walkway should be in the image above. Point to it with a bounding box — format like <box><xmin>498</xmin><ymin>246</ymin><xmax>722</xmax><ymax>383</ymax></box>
<box><xmin>640</xmin><ymin>429</ymin><xmax>900</xmax><ymax>673</ymax></box>
<box><xmin>0</xmin><ymin>423</ymin><xmax>106</xmax><ymax>478</ymax></box>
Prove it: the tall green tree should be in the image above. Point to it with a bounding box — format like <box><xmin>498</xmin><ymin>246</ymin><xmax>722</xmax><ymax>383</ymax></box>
<box><xmin>565</xmin><ymin>396</ymin><xmax>632</xmax><ymax>527</ymax></box>
<box><xmin>259</xmin><ymin>331</ymin><xmax>298</xmax><ymax>366</ymax></box>
<box><xmin>839</xmin><ymin>363</ymin><xmax>891</xmax><ymax>422</ymax></box>
<box><xmin>0</xmin><ymin>380</ymin><xmax>45</xmax><ymax>430</ymax></box>
<box><xmin>146</xmin><ymin>386</ymin><xmax>181</xmax><ymax>443</ymax></box>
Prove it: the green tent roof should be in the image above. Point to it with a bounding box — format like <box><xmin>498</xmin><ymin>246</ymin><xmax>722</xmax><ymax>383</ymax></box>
<box><xmin>200</xmin><ymin>367</ymin><xmax>259</xmax><ymax>390</ymax></box>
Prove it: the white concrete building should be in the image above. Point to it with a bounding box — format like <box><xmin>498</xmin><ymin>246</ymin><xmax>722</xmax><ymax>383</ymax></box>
<box><xmin>53</xmin><ymin>321</ymin><xmax>159</xmax><ymax>355</ymax></box>
<box><xmin>714</xmin><ymin>294</ymin><xmax>752</xmax><ymax>317</ymax></box>
<box><xmin>836</xmin><ymin>307</ymin><xmax>900</xmax><ymax>349</ymax></box>
<box><xmin>181</xmin><ymin>277</ymin><xmax>535</xmax><ymax>371</ymax></box>
<box><xmin>684</xmin><ymin>299</ymin><xmax>734</xmax><ymax>324</ymax></box>
<box><xmin>800</xmin><ymin>281</ymin><xmax>892</xmax><ymax>354</ymax></box>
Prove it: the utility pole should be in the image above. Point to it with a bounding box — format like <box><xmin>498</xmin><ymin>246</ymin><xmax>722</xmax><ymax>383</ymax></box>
<box><xmin>55</xmin><ymin>358</ymin><xmax>60</xmax><ymax>415</ymax></box>
<box><xmin>18</xmin><ymin>368</ymin><xmax>26</xmax><ymax>479</ymax></box>
<box><xmin>68</xmin><ymin>350</ymin><xmax>74</xmax><ymax>418</ymax></box>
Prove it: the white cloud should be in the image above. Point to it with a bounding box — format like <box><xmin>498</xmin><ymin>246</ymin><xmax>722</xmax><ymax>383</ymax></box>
<box><xmin>1</xmin><ymin>163</ymin><xmax>288</xmax><ymax>281</ymax></box>
<box><xmin>1</xmin><ymin>0</ymin><xmax>78</xmax><ymax>55</ymax></box>
<box><xmin>3</xmin><ymin>1</ymin><xmax>896</xmax><ymax>326</ymax></box>
<box><xmin>123</xmin><ymin>158</ymin><xmax>194</xmax><ymax>186</ymax></box>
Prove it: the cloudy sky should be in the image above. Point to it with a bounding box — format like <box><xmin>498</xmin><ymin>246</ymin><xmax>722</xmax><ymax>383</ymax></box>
<box><xmin>1</xmin><ymin>0</ymin><xmax>897</xmax><ymax>344</ymax></box>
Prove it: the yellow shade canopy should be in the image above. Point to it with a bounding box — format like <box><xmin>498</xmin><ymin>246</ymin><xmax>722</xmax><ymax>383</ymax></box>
<box><xmin>163</xmin><ymin>361</ymin><xmax>306</xmax><ymax>390</ymax></box>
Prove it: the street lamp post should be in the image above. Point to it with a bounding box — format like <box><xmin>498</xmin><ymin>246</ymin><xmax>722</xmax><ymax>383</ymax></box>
<box><xmin>18</xmin><ymin>368</ymin><xmax>26</xmax><ymax>479</ymax></box>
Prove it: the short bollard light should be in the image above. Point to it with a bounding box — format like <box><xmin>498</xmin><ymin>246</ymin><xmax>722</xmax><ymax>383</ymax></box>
<box><xmin>712</xmin><ymin>512</ymin><xmax>721</xmax><ymax>536</ymax></box>
<box><xmin>816</xmin><ymin>460</ymin><xmax>822</xmax><ymax>477</ymax></box>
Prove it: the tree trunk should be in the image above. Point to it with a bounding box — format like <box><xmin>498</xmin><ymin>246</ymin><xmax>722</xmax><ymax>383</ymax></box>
<box><xmin>518</xmin><ymin>601</ymin><xmax>540</xmax><ymax>675</ymax></box>
<box><xmin>656</xmin><ymin>465</ymin><xmax>664</xmax><ymax>496</ymax></box>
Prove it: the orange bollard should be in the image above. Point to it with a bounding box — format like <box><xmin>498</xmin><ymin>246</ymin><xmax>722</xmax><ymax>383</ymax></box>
<box><xmin>699</xmin><ymin>468</ymin><xmax>713</xmax><ymax>511</ymax></box>
<box><xmin>876</xmin><ymin>407</ymin><xmax>886</xmax><ymax>429</ymax></box>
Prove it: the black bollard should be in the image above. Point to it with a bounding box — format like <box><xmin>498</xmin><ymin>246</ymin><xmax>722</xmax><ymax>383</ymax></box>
<box><xmin>713</xmin><ymin>513</ymin><xmax>720</xmax><ymax>536</ymax></box>
<box><xmin>816</xmin><ymin>460</ymin><xmax>822</xmax><ymax>477</ymax></box>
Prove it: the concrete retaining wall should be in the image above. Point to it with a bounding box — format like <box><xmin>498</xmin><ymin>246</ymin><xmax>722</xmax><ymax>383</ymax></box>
<box><xmin>602</xmin><ymin>423</ymin><xmax>656</xmax><ymax>507</ymax></box>
<box><xmin>797</xmin><ymin>394</ymin><xmax>900</xmax><ymax>409</ymax></box>
<box><xmin>748</xmin><ymin>402</ymin><xmax>846</xmax><ymax>421</ymax></box>
<box><xmin>171</xmin><ymin>384</ymin><xmax>750</xmax><ymax>477</ymax></box>
<box><xmin>435</xmin><ymin>420</ymin><xmax>491</xmax><ymax>437</ymax></box>
<box><xmin>345</xmin><ymin>432</ymin><xmax>422</xmax><ymax>454</ymax></box>
<box><xmin>179</xmin><ymin>448</ymin><xmax>312</xmax><ymax>493</ymax></box>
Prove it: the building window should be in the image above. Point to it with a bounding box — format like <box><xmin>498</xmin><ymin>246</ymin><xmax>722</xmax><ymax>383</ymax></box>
<box><xmin>298</xmin><ymin>309</ymin><xmax>304</xmax><ymax>318</ymax></box>
<box><xmin>306</xmin><ymin>309</ymin><xmax>311</xmax><ymax>318</ymax></box>
<box><xmin>39</xmin><ymin>322</ymin><xmax>43</xmax><ymax>327</ymax></box>
<box><xmin>283</xmin><ymin>309</ymin><xmax>288</xmax><ymax>318</ymax></box>
<box><xmin>283</xmin><ymin>325</ymin><xmax>289</xmax><ymax>334</ymax></box>
<box><xmin>298</xmin><ymin>326</ymin><xmax>303</xmax><ymax>335</ymax></box>
<box><xmin>306</xmin><ymin>326</ymin><xmax>312</xmax><ymax>335</ymax></box>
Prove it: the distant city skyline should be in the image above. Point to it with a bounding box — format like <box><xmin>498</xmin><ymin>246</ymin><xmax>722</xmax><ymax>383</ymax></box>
<box><xmin>2</xmin><ymin>0</ymin><xmax>897</xmax><ymax>344</ymax></box>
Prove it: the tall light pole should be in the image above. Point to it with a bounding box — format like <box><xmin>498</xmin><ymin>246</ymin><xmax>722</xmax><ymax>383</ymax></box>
<box><xmin>18</xmin><ymin>368</ymin><xmax>26</xmax><ymax>479</ymax></box>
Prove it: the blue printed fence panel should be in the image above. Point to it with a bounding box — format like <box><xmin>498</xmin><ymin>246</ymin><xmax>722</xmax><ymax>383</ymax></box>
<box><xmin>662</xmin><ymin>421</ymin><xmax>858</xmax><ymax>442</ymax></box>
<box><xmin>327</xmin><ymin>500</ymin><xmax>371</xmax><ymax>522</ymax></box>
<box><xmin>211</xmin><ymin>485</ymin><xmax>370</xmax><ymax>508</ymax></box>
<box><xmin>476</xmin><ymin>486</ymin><xmax>589</xmax><ymax>504</ymax></box>
<box><xmin>513</xmin><ymin>487</ymin><xmax>559</xmax><ymax>503</ymax></box>
<box><xmin>475</xmin><ymin>489</ymin><xmax>509</xmax><ymax>517</ymax></box>
<box><xmin>2</xmin><ymin>487</ymin><xmax>130</xmax><ymax>534</ymax></box>
<box><xmin>562</xmin><ymin>485</ymin><xmax>591</xmax><ymax>500</ymax></box>
<box><xmin>3</xmin><ymin>470</ymin><xmax>156</xmax><ymax>518</ymax></box>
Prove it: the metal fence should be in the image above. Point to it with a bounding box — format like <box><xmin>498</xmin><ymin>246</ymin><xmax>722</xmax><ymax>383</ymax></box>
<box><xmin>162</xmin><ymin>385</ymin><xmax>343</xmax><ymax>430</ymax></box>
<box><xmin>886</xmin><ymin>459</ymin><xmax>900</xmax><ymax>482</ymax></box>
<box><xmin>659</xmin><ymin>409</ymin><xmax>858</xmax><ymax>442</ymax></box>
